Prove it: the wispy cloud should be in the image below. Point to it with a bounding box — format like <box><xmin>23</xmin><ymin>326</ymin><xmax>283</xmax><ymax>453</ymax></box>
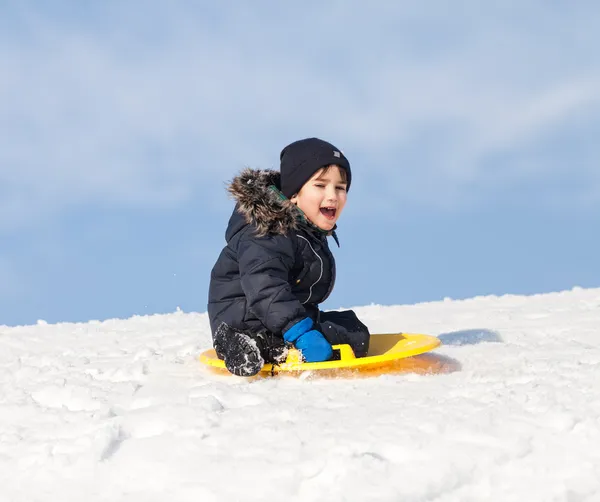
<box><xmin>1</xmin><ymin>1</ymin><xmax>599</xmax><ymax>230</ymax></box>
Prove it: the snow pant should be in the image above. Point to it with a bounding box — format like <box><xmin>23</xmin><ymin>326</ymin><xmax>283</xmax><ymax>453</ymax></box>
<box><xmin>318</xmin><ymin>310</ymin><xmax>370</xmax><ymax>358</ymax></box>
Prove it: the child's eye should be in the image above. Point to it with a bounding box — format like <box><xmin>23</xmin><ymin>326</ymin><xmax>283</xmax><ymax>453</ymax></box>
<box><xmin>314</xmin><ymin>183</ymin><xmax>325</xmax><ymax>188</ymax></box>
<box><xmin>336</xmin><ymin>186</ymin><xmax>347</xmax><ymax>191</ymax></box>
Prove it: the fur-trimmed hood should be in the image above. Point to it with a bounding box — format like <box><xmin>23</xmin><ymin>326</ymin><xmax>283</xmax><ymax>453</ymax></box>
<box><xmin>227</xmin><ymin>168</ymin><xmax>300</xmax><ymax>238</ymax></box>
<box><xmin>225</xmin><ymin>168</ymin><xmax>338</xmax><ymax>244</ymax></box>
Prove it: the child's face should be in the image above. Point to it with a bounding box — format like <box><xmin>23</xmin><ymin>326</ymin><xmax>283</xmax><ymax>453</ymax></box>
<box><xmin>290</xmin><ymin>165</ymin><xmax>348</xmax><ymax>231</ymax></box>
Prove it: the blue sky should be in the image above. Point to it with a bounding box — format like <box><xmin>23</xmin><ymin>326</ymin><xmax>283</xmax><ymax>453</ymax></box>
<box><xmin>1</xmin><ymin>1</ymin><xmax>599</xmax><ymax>326</ymax></box>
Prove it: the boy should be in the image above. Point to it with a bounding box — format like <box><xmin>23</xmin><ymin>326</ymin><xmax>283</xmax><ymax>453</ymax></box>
<box><xmin>208</xmin><ymin>137</ymin><xmax>370</xmax><ymax>377</ymax></box>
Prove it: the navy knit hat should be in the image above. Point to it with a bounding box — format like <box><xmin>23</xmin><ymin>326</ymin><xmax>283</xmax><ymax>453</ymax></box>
<box><xmin>279</xmin><ymin>137</ymin><xmax>352</xmax><ymax>198</ymax></box>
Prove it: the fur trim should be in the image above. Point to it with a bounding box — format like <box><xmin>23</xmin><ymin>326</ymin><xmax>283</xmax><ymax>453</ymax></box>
<box><xmin>227</xmin><ymin>168</ymin><xmax>300</xmax><ymax>236</ymax></box>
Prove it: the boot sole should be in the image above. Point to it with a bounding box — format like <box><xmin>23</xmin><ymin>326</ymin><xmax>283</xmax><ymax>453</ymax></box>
<box><xmin>224</xmin><ymin>332</ymin><xmax>265</xmax><ymax>377</ymax></box>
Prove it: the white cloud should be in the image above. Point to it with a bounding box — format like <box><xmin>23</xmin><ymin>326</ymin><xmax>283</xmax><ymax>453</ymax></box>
<box><xmin>1</xmin><ymin>1</ymin><xmax>599</xmax><ymax>230</ymax></box>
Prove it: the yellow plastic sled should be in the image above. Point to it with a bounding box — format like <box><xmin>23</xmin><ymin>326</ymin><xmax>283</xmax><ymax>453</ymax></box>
<box><xmin>199</xmin><ymin>333</ymin><xmax>441</xmax><ymax>375</ymax></box>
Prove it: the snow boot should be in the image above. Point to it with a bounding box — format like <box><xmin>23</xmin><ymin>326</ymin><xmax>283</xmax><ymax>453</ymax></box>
<box><xmin>213</xmin><ymin>322</ymin><xmax>288</xmax><ymax>377</ymax></box>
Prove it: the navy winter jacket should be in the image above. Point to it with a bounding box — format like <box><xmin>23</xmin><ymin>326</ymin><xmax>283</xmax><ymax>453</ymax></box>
<box><xmin>208</xmin><ymin>168</ymin><xmax>338</xmax><ymax>339</ymax></box>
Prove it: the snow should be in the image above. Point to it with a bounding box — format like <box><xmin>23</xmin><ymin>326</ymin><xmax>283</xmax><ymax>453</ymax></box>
<box><xmin>1</xmin><ymin>287</ymin><xmax>599</xmax><ymax>501</ymax></box>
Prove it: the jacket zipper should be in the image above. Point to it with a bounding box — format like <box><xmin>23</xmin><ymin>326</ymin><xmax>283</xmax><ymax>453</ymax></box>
<box><xmin>296</xmin><ymin>235</ymin><xmax>323</xmax><ymax>305</ymax></box>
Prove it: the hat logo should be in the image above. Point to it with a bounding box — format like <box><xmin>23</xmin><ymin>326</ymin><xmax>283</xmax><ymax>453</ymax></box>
<box><xmin>333</xmin><ymin>150</ymin><xmax>341</xmax><ymax>158</ymax></box>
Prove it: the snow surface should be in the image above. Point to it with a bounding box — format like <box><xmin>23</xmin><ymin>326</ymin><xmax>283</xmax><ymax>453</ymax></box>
<box><xmin>1</xmin><ymin>287</ymin><xmax>599</xmax><ymax>502</ymax></box>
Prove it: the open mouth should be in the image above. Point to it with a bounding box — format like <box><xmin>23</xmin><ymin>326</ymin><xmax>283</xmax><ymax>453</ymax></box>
<box><xmin>320</xmin><ymin>207</ymin><xmax>337</xmax><ymax>220</ymax></box>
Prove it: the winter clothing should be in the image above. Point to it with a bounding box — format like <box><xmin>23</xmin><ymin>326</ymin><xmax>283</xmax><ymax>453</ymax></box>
<box><xmin>279</xmin><ymin>137</ymin><xmax>352</xmax><ymax>198</ymax></box>
<box><xmin>318</xmin><ymin>310</ymin><xmax>370</xmax><ymax>358</ymax></box>
<box><xmin>207</xmin><ymin>166</ymin><xmax>370</xmax><ymax>373</ymax></box>
<box><xmin>213</xmin><ymin>322</ymin><xmax>288</xmax><ymax>377</ymax></box>
<box><xmin>283</xmin><ymin>317</ymin><xmax>333</xmax><ymax>362</ymax></box>
<box><xmin>208</xmin><ymin>168</ymin><xmax>337</xmax><ymax>337</ymax></box>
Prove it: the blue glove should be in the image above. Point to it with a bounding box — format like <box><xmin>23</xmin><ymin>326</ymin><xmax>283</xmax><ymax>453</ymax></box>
<box><xmin>283</xmin><ymin>317</ymin><xmax>333</xmax><ymax>362</ymax></box>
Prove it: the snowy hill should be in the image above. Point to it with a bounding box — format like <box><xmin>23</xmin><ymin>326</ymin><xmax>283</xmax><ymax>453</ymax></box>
<box><xmin>1</xmin><ymin>287</ymin><xmax>599</xmax><ymax>501</ymax></box>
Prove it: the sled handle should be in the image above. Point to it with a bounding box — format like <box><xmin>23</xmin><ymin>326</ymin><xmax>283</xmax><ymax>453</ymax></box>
<box><xmin>284</xmin><ymin>348</ymin><xmax>303</xmax><ymax>363</ymax></box>
<box><xmin>332</xmin><ymin>344</ymin><xmax>356</xmax><ymax>361</ymax></box>
<box><xmin>284</xmin><ymin>344</ymin><xmax>356</xmax><ymax>364</ymax></box>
